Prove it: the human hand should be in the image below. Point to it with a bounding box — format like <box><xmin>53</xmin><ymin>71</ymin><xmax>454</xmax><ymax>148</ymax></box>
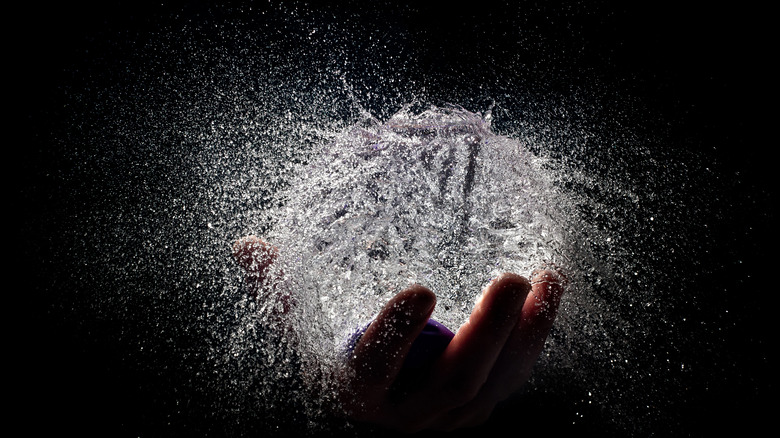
<box><xmin>340</xmin><ymin>270</ymin><xmax>563</xmax><ymax>432</ymax></box>
<box><xmin>232</xmin><ymin>235</ymin><xmax>564</xmax><ymax>432</ymax></box>
<box><xmin>233</xmin><ymin>235</ymin><xmax>301</xmax><ymax>321</ymax></box>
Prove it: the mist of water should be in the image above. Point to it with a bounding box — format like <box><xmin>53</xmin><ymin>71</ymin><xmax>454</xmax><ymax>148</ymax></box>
<box><xmin>45</xmin><ymin>4</ymin><xmax>732</xmax><ymax>436</ymax></box>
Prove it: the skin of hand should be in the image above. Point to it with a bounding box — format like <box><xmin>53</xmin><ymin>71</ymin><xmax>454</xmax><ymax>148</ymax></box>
<box><xmin>232</xmin><ymin>235</ymin><xmax>564</xmax><ymax>433</ymax></box>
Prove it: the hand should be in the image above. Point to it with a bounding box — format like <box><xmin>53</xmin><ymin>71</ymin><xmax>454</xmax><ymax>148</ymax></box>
<box><xmin>232</xmin><ymin>235</ymin><xmax>294</xmax><ymax>316</ymax></box>
<box><xmin>232</xmin><ymin>235</ymin><xmax>278</xmax><ymax>294</ymax></box>
<box><xmin>232</xmin><ymin>236</ymin><xmax>564</xmax><ymax>433</ymax></box>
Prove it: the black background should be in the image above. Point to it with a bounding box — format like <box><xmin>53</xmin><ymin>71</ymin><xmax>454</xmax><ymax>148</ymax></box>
<box><xmin>13</xmin><ymin>1</ymin><xmax>774</xmax><ymax>437</ymax></box>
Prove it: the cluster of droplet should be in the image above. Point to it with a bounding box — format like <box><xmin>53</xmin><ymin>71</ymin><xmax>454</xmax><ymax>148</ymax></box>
<box><xmin>268</xmin><ymin>105</ymin><xmax>568</xmax><ymax>348</ymax></box>
<box><xmin>50</xmin><ymin>3</ymin><xmax>730</xmax><ymax>436</ymax></box>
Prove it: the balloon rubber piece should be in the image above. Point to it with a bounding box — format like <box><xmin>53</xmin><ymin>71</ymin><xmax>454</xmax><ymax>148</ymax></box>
<box><xmin>346</xmin><ymin>319</ymin><xmax>455</xmax><ymax>369</ymax></box>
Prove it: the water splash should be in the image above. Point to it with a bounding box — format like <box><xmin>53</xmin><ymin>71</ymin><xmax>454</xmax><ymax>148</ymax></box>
<box><xmin>268</xmin><ymin>105</ymin><xmax>568</xmax><ymax>349</ymax></box>
<box><xmin>38</xmin><ymin>3</ymin><xmax>745</xmax><ymax>436</ymax></box>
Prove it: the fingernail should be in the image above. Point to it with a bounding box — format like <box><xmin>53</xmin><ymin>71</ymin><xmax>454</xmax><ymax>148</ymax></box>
<box><xmin>530</xmin><ymin>269</ymin><xmax>566</xmax><ymax>306</ymax></box>
<box><xmin>531</xmin><ymin>267</ymin><xmax>566</xmax><ymax>286</ymax></box>
<box><xmin>403</xmin><ymin>285</ymin><xmax>437</xmax><ymax>319</ymax></box>
<box><xmin>482</xmin><ymin>273</ymin><xmax>531</xmax><ymax>313</ymax></box>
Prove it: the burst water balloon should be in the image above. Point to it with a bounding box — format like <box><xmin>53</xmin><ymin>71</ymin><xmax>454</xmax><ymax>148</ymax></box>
<box><xmin>266</xmin><ymin>106</ymin><xmax>568</xmax><ymax>352</ymax></box>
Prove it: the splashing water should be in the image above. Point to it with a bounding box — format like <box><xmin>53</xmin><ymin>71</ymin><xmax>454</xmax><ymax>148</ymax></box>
<box><xmin>35</xmin><ymin>3</ymin><xmax>757</xmax><ymax>437</ymax></box>
<box><xmin>267</xmin><ymin>105</ymin><xmax>567</xmax><ymax>350</ymax></box>
<box><xmin>229</xmin><ymin>102</ymin><xmax>670</xmax><ymax>435</ymax></box>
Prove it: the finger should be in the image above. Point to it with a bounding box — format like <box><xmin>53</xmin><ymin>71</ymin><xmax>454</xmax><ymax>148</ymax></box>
<box><xmin>233</xmin><ymin>236</ymin><xmax>278</xmax><ymax>297</ymax></box>
<box><xmin>509</xmin><ymin>268</ymin><xmax>565</xmax><ymax>383</ymax></box>
<box><xmin>436</xmin><ymin>268</ymin><xmax>565</xmax><ymax>428</ymax></box>
<box><xmin>232</xmin><ymin>236</ymin><xmax>292</xmax><ymax>314</ymax></box>
<box><xmin>421</xmin><ymin>274</ymin><xmax>531</xmax><ymax>411</ymax></box>
<box><xmin>349</xmin><ymin>285</ymin><xmax>436</xmax><ymax>402</ymax></box>
<box><xmin>232</xmin><ymin>235</ymin><xmax>277</xmax><ymax>277</ymax></box>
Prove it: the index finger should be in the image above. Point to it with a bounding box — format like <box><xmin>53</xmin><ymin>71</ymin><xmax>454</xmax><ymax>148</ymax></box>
<box><xmin>416</xmin><ymin>274</ymin><xmax>531</xmax><ymax>411</ymax></box>
<box><xmin>349</xmin><ymin>285</ymin><xmax>437</xmax><ymax>396</ymax></box>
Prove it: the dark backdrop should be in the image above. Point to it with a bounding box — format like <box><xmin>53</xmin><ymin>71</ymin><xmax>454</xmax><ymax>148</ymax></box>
<box><xmin>13</xmin><ymin>1</ymin><xmax>773</xmax><ymax>437</ymax></box>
